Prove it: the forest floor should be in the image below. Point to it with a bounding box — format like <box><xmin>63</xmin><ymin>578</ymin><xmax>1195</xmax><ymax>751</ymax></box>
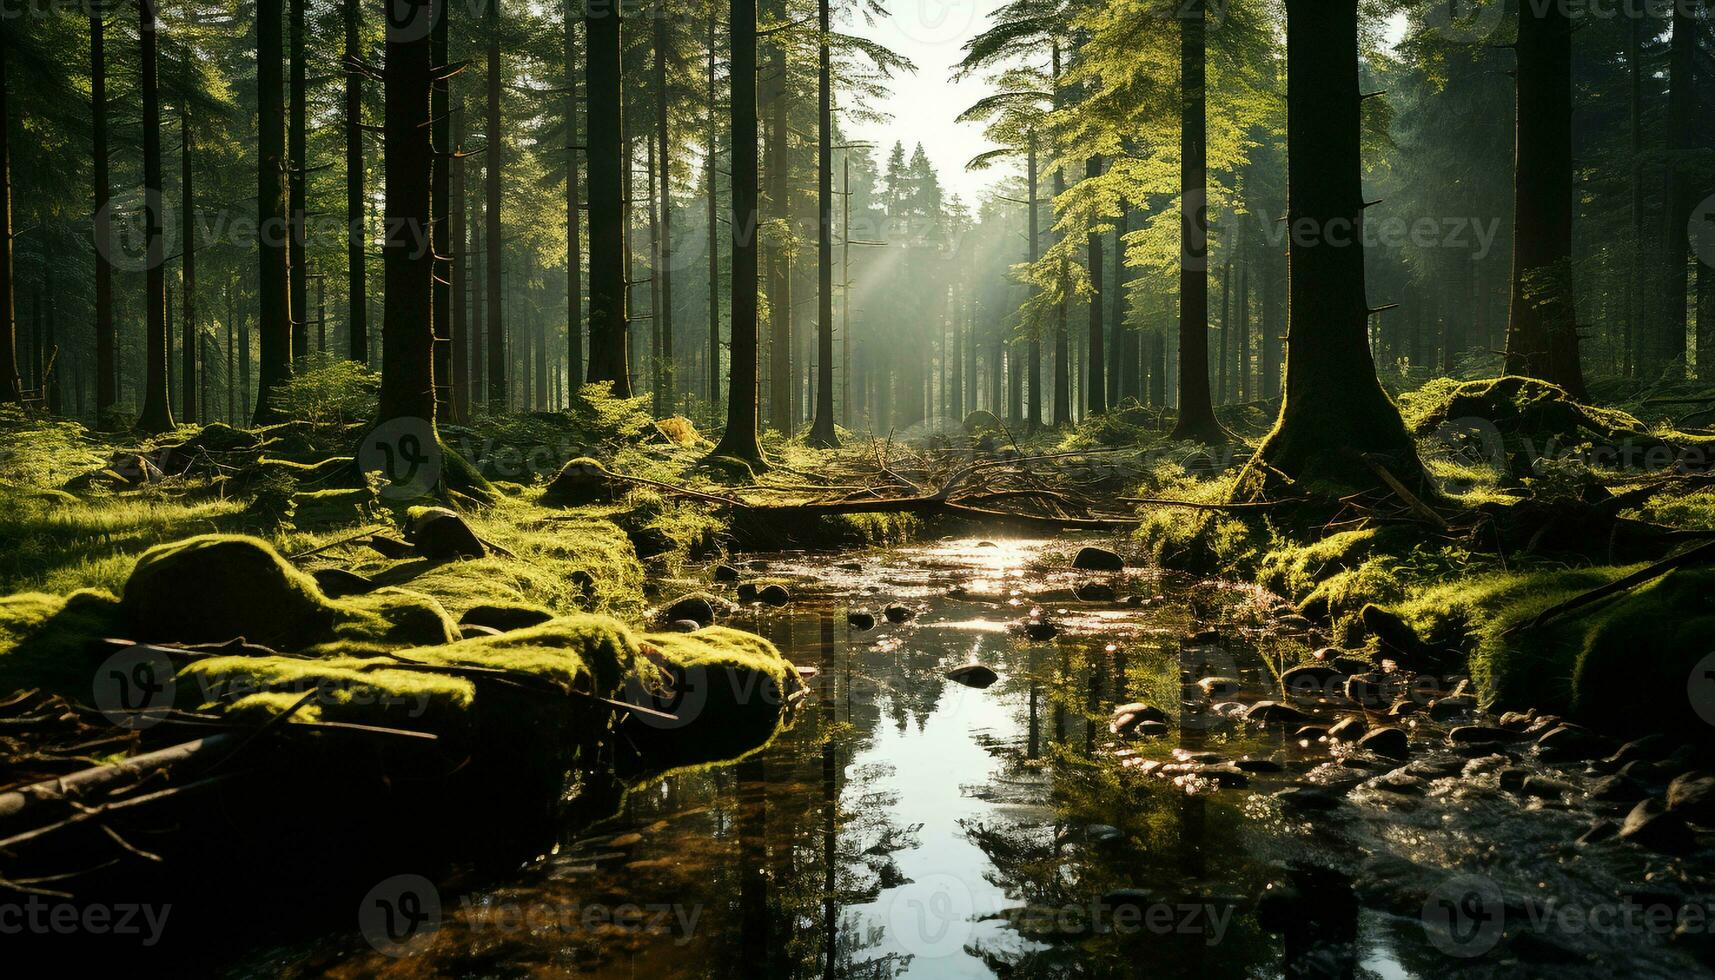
<box><xmin>3</xmin><ymin>365</ymin><xmax>1715</xmax><ymax>946</ymax></box>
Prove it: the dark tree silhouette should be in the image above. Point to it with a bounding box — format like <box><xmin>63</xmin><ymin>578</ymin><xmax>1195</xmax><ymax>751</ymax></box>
<box><xmin>345</xmin><ymin>0</ymin><xmax>367</xmax><ymax>364</ymax></box>
<box><xmin>138</xmin><ymin>0</ymin><xmax>174</xmax><ymax>433</ymax></box>
<box><xmin>712</xmin><ymin>0</ymin><xmax>765</xmax><ymax>465</ymax></box>
<box><xmin>484</xmin><ymin>0</ymin><xmax>507</xmax><ymax>406</ymax></box>
<box><xmin>91</xmin><ymin>7</ymin><xmax>115</xmax><ymax>420</ymax></box>
<box><xmin>1241</xmin><ymin>0</ymin><xmax>1424</xmax><ymax>497</ymax></box>
<box><xmin>1171</xmin><ymin>0</ymin><xmax>1222</xmax><ymax>443</ymax></box>
<box><xmin>378</xmin><ymin>0</ymin><xmax>437</xmax><ymax>427</ymax></box>
<box><xmin>585</xmin><ymin>2</ymin><xmax>629</xmax><ymax>395</ymax></box>
<box><xmin>808</xmin><ymin>0</ymin><xmax>839</xmax><ymax>447</ymax></box>
<box><xmin>254</xmin><ymin>0</ymin><xmax>292</xmax><ymax>422</ymax></box>
<box><xmin>181</xmin><ymin>106</ymin><xmax>196</xmax><ymax>423</ymax></box>
<box><xmin>289</xmin><ymin>0</ymin><xmax>308</xmax><ymax>361</ymax></box>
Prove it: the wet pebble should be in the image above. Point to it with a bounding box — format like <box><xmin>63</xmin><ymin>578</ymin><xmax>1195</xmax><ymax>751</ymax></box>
<box><xmin>847</xmin><ymin>610</ymin><xmax>877</xmax><ymax>631</ymax></box>
<box><xmin>946</xmin><ymin>663</ymin><xmax>1000</xmax><ymax>689</ymax></box>
<box><xmin>1328</xmin><ymin>716</ymin><xmax>1366</xmax><ymax>742</ymax></box>
<box><xmin>1246</xmin><ymin>701</ymin><xmax>1319</xmax><ymax>727</ymax></box>
<box><xmin>1198</xmin><ymin>676</ymin><xmax>1242</xmax><ymax>699</ymax></box>
<box><xmin>1359</xmin><ymin>727</ymin><xmax>1409</xmax><ymax>760</ymax></box>
<box><xmin>759</xmin><ymin>584</ymin><xmax>791</xmax><ymax>607</ymax></box>
<box><xmin>1520</xmin><ymin>774</ymin><xmax>1575</xmax><ymax>800</ymax></box>
<box><xmin>1587</xmin><ymin>774</ymin><xmax>1647</xmax><ymax>803</ymax></box>
<box><xmin>1110</xmin><ymin>702</ymin><xmax>1170</xmax><ymax>736</ymax></box>
<box><xmin>884</xmin><ymin>602</ymin><xmax>917</xmax><ymax>623</ymax></box>
<box><xmin>1073</xmin><ymin>546</ymin><xmax>1124</xmax><ymax>571</ymax></box>
<box><xmin>1075</xmin><ymin>582</ymin><xmax>1116</xmax><ymax>602</ymax></box>
<box><xmin>666</xmin><ymin>619</ymin><xmax>703</xmax><ymax>634</ymax></box>
<box><xmin>1275</xmin><ymin>785</ymin><xmax>1344</xmax><ymax>811</ymax></box>
<box><xmin>712</xmin><ymin>563</ymin><xmax>741</xmax><ymax>582</ymax></box>
<box><xmin>1619</xmin><ymin>798</ymin><xmax>1694</xmax><ymax>853</ymax></box>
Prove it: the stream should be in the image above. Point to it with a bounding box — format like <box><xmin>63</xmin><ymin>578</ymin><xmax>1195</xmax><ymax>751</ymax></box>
<box><xmin>258</xmin><ymin>537</ymin><xmax>1715</xmax><ymax>979</ymax></box>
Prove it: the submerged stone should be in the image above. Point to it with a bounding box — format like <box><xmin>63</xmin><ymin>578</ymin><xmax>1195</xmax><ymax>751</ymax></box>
<box><xmin>1073</xmin><ymin>546</ymin><xmax>1124</xmax><ymax>571</ymax></box>
<box><xmin>946</xmin><ymin>663</ymin><xmax>1000</xmax><ymax>689</ymax></box>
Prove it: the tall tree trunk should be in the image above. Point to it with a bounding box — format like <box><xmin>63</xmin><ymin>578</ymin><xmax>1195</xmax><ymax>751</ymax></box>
<box><xmin>1217</xmin><ymin>259</ymin><xmax>1230</xmax><ymax>403</ymax></box>
<box><xmin>707</xmin><ymin>12</ymin><xmax>721</xmax><ymax>420</ymax></box>
<box><xmin>1172</xmin><ymin>0</ymin><xmax>1221</xmax><ymax>441</ymax></box>
<box><xmin>649</xmin><ymin>134</ymin><xmax>663</xmax><ymax>412</ymax></box>
<box><xmin>138</xmin><ymin>0</ymin><xmax>174</xmax><ymax>432</ymax></box>
<box><xmin>586</xmin><ymin>4</ymin><xmax>629</xmax><ymax>395</ymax></box>
<box><xmin>485</xmin><ymin>0</ymin><xmax>508</xmax><ymax>406</ymax></box>
<box><xmin>1050</xmin><ymin>45</ymin><xmax>1069</xmax><ymax>428</ymax></box>
<box><xmin>378</xmin><ymin>0</ymin><xmax>438</xmax><ymax>429</ymax></box>
<box><xmin>1085</xmin><ymin>154</ymin><xmax>1105</xmax><ymax>415</ymax></box>
<box><xmin>1504</xmin><ymin>1</ymin><xmax>1584</xmax><ymax>396</ymax></box>
<box><xmin>181</xmin><ymin>106</ymin><xmax>197</xmax><ymax>424</ymax></box>
<box><xmin>1244</xmin><ymin>0</ymin><xmax>1424</xmax><ymax>496</ymax></box>
<box><xmin>91</xmin><ymin>12</ymin><xmax>115</xmax><ymax>419</ymax></box>
<box><xmin>654</xmin><ymin>11</ymin><xmax>676</xmax><ymax>414</ymax></box>
<box><xmin>1626</xmin><ymin>8</ymin><xmax>1645</xmax><ymax>378</ymax></box>
<box><xmin>1655</xmin><ymin>0</ymin><xmax>1694</xmax><ymax>380</ymax></box>
<box><xmin>1236</xmin><ymin>247</ymin><xmax>1250</xmax><ymax>402</ymax></box>
<box><xmin>808</xmin><ymin>0</ymin><xmax>839</xmax><ymax>446</ymax></box>
<box><xmin>432</xmin><ymin>10</ymin><xmax>452</xmax><ymax>422</ymax></box>
<box><xmin>713</xmin><ymin>0</ymin><xmax>765</xmax><ymax>464</ymax></box>
<box><xmin>345</xmin><ymin>0</ymin><xmax>367</xmax><ymax>364</ymax></box>
<box><xmin>289</xmin><ymin>0</ymin><xmax>308</xmax><ymax>362</ymax></box>
<box><xmin>1026</xmin><ymin>132</ymin><xmax>1040</xmax><ymax>430</ymax></box>
<box><xmin>765</xmin><ymin>0</ymin><xmax>791</xmax><ymax>435</ymax></box>
<box><xmin>255</xmin><ymin>0</ymin><xmax>291</xmax><ymax>421</ymax></box>
<box><xmin>452</xmin><ymin>94</ymin><xmax>469</xmax><ymax>420</ymax></box>
<box><xmin>566</xmin><ymin>3</ymin><xmax>583</xmax><ymax>389</ymax></box>
<box><xmin>1109</xmin><ymin>200</ymin><xmax>1126</xmax><ymax>405</ymax></box>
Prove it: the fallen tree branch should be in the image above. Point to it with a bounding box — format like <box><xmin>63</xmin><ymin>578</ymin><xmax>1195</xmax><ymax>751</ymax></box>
<box><xmin>1505</xmin><ymin>538</ymin><xmax>1715</xmax><ymax>636</ymax></box>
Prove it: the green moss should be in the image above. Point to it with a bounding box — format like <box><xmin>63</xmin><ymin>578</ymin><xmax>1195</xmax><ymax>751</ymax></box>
<box><xmin>122</xmin><ymin>534</ymin><xmax>340</xmax><ymax>648</ymax></box>
<box><xmin>1256</xmin><ymin>529</ymin><xmax>1390</xmax><ymax>599</ymax></box>
<box><xmin>401</xmin><ymin>614</ymin><xmax>639</xmax><ymax>694</ymax></box>
<box><xmin>628</xmin><ymin>626</ymin><xmax>803</xmax><ymax>768</ymax></box>
<box><xmin>729</xmin><ymin>507</ymin><xmax>921</xmax><ymax>551</ymax></box>
<box><xmin>289</xmin><ymin>487</ymin><xmax>379</xmax><ymax>527</ymax></box>
<box><xmin>332</xmin><ymin>587</ymin><xmax>461</xmax><ymax>648</ymax></box>
<box><xmin>0</xmin><ymin>589</ymin><xmax>126</xmax><ymax>695</ymax></box>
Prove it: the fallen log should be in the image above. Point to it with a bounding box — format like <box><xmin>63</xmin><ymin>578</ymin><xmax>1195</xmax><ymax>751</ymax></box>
<box><xmin>0</xmin><ymin>733</ymin><xmax>237</xmax><ymax>824</ymax></box>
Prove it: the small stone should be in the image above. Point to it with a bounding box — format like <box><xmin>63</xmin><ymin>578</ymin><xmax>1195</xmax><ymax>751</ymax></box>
<box><xmin>1234</xmin><ymin>758</ymin><xmax>1285</xmax><ymax>773</ymax></box>
<box><xmin>1427</xmin><ymin>695</ymin><xmax>1476</xmax><ymax>721</ymax></box>
<box><xmin>946</xmin><ymin>663</ymin><xmax>1000</xmax><ymax>689</ymax></box>
<box><xmin>1195</xmin><ymin>763</ymin><xmax>1251</xmax><ymax>788</ymax></box>
<box><xmin>1370</xmin><ymin>771</ymin><xmax>1425</xmax><ymax>795</ymax></box>
<box><xmin>1075</xmin><ymin>582</ymin><xmax>1116</xmax><ymax>601</ymax></box>
<box><xmin>975</xmin><ymin>540</ymin><xmax>999</xmax><ymax>549</ymax></box>
<box><xmin>759</xmin><ymin>584</ymin><xmax>791</xmax><ymax>607</ymax></box>
<box><xmin>1497</xmin><ymin>710</ymin><xmax>1534</xmax><ymax>731</ymax></box>
<box><xmin>662</xmin><ymin>594</ymin><xmax>718</xmax><ymax>627</ymax></box>
<box><xmin>407</xmin><ymin>507</ymin><xmax>486</xmax><ymax>560</ymax></box>
<box><xmin>1328</xmin><ymin>716</ymin><xmax>1367</xmax><ymax>741</ymax></box>
<box><xmin>1295</xmin><ymin>725</ymin><xmax>1330</xmax><ymax>740</ymax></box>
<box><xmin>1619</xmin><ymin>798</ymin><xmax>1694</xmax><ymax>853</ymax></box>
<box><xmin>1022</xmin><ymin>618</ymin><xmax>1058</xmax><ymax>640</ymax></box>
<box><xmin>1281</xmin><ymin>664</ymin><xmax>1345</xmax><ymax>697</ymax></box>
<box><xmin>1536</xmin><ymin>724</ymin><xmax>1610</xmax><ymax>761</ymax></box>
<box><xmin>884</xmin><ymin>603</ymin><xmax>916</xmax><ymax>623</ymax></box>
<box><xmin>712</xmin><ymin>563</ymin><xmax>741</xmax><ymax>582</ymax></box>
<box><xmin>847</xmin><ymin>610</ymin><xmax>877</xmax><ymax>631</ymax></box>
<box><xmin>1587</xmin><ymin>774</ymin><xmax>1646</xmax><ymax>803</ymax></box>
<box><xmin>1198</xmin><ymin>676</ymin><xmax>1243</xmax><ymax>699</ymax></box>
<box><xmin>1618</xmin><ymin>759</ymin><xmax>1667</xmax><ymax>784</ymax></box>
<box><xmin>458</xmin><ymin>624</ymin><xmax>504</xmax><ymax>639</ymax></box>
<box><xmin>1073</xmin><ymin>546</ymin><xmax>1124</xmax><ymax>571</ymax></box>
<box><xmin>1666</xmin><ymin>771</ymin><xmax>1715</xmax><ymax>823</ymax></box>
<box><xmin>1576</xmin><ymin>819</ymin><xmax>1617</xmax><ymax>846</ymax></box>
<box><xmin>667</xmin><ymin>619</ymin><xmax>703</xmax><ymax>633</ymax></box>
<box><xmin>1359</xmin><ymin>727</ymin><xmax>1409</xmax><ymax>760</ymax></box>
<box><xmin>1448</xmin><ymin>725</ymin><xmax>1524</xmax><ymax>745</ymax></box>
<box><xmin>1345</xmin><ymin>673</ymin><xmax>1395</xmax><ymax>709</ymax></box>
<box><xmin>1520</xmin><ymin>775</ymin><xmax>1574</xmax><ymax>800</ymax></box>
<box><xmin>1497</xmin><ymin>767</ymin><xmax>1530</xmax><ymax>791</ymax></box>
<box><xmin>311</xmin><ymin>567</ymin><xmax>376</xmax><ymax>598</ymax></box>
<box><xmin>1110</xmin><ymin>702</ymin><xmax>1170</xmax><ymax>736</ymax></box>
<box><xmin>736</xmin><ymin>582</ymin><xmax>760</xmax><ymax>603</ymax></box>
<box><xmin>1247</xmin><ymin>701</ymin><xmax>1318</xmax><ymax>726</ymax></box>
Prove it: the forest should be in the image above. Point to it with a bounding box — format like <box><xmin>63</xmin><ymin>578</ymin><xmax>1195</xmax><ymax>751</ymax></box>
<box><xmin>3</xmin><ymin>0</ymin><xmax>1715</xmax><ymax>975</ymax></box>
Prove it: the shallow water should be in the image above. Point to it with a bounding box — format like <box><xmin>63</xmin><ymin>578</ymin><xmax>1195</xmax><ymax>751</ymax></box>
<box><xmin>278</xmin><ymin>537</ymin><xmax>1715</xmax><ymax>979</ymax></box>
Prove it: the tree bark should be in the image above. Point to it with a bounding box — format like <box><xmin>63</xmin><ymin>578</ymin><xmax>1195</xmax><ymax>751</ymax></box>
<box><xmin>255</xmin><ymin>0</ymin><xmax>292</xmax><ymax>422</ymax></box>
<box><xmin>1504</xmin><ymin>0</ymin><xmax>1584</xmax><ymax>396</ymax></box>
<box><xmin>432</xmin><ymin>9</ymin><xmax>452</xmax><ymax>422</ymax></box>
<box><xmin>485</xmin><ymin>0</ymin><xmax>508</xmax><ymax>406</ymax></box>
<box><xmin>765</xmin><ymin>1</ymin><xmax>791</xmax><ymax>436</ymax></box>
<box><xmin>566</xmin><ymin>3</ymin><xmax>583</xmax><ymax>389</ymax></box>
<box><xmin>181</xmin><ymin>106</ymin><xmax>197</xmax><ymax>424</ymax></box>
<box><xmin>345</xmin><ymin>0</ymin><xmax>367</xmax><ymax>365</ymax></box>
<box><xmin>586</xmin><ymin>3</ymin><xmax>629</xmax><ymax>395</ymax></box>
<box><xmin>654</xmin><ymin>10</ymin><xmax>676</xmax><ymax>414</ymax></box>
<box><xmin>452</xmin><ymin>92</ymin><xmax>469</xmax><ymax>421</ymax></box>
<box><xmin>1026</xmin><ymin>131</ymin><xmax>1041</xmax><ymax>430</ymax></box>
<box><xmin>1244</xmin><ymin>0</ymin><xmax>1424</xmax><ymax>497</ymax></box>
<box><xmin>1655</xmin><ymin>0</ymin><xmax>1694</xmax><ymax>380</ymax></box>
<box><xmin>289</xmin><ymin>0</ymin><xmax>308</xmax><ymax>363</ymax></box>
<box><xmin>808</xmin><ymin>0</ymin><xmax>839</xmax><ymax>447</ymax></box>
<box><xmin>713</xmin><ymin>0</ymin><xmax>765</xmax><ymax>464</ymax></box>
<box><xmin>707</xmin><ymin>12</ymin><xmax>721</xmax><ymax>421</ymax></box>
<box><xmin>1085</xmin><ymin>154</ymin><xmax>1105</xmax><ymax>415</ymax></box>
<box><xmin>91</xmin><ymin>12</ymin><xmax>115</xmax><ymax>420</ymax></box>
<box><xmin>1109</xmin><ymin>200</ymin><xmax>1126</xmax><ymax>405</ymax></box>
<box><xmin>1171</xmin><ymin>0</ymin><xmax>1222</xmax><ymax>442</ymax></box>
<box><xmin>138</xmin><ymin>0</ymin><xmax>174</xmax><ymax>432</ymax></box>
<box><xmin>378</xmin><ymin>0</ymin><xmax>438</xmax><ymax>427</ymax></box>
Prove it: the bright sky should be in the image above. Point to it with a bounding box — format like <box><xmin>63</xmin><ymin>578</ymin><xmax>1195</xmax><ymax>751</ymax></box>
<box><xmin>841</xmin><ymin>5</ymin><xmax>1416</xmax><ymax>206</ymax></box>
<box><xmin>842</xmin><ymin>0</ymin><xmax>1013</xmax><ymax>205</ymax></box>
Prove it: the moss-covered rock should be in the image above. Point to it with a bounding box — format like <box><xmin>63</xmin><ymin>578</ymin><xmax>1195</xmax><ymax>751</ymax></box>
<box><xmin>0</xmin><ymin>589</ymin><xmax>126</xmax><ymax>695</ymax></box>
<box><xmin>625</xmin><ymin>626</ymin><xmax>803</xmax><ymax>769</ymax></box>
<box><xmin>121</xmin><ymin>534</ymin><xmax>340</xmax><ymax>648</ymax></box>
<box><xmin>459</xmin><ymin>602</ymin><xmax>555</xmax><ymax>632</ymax></box>
<box><xmin>541</xmin><ymin>457</ymin><xmax>620</xmax><ymax>507</ymax></box>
